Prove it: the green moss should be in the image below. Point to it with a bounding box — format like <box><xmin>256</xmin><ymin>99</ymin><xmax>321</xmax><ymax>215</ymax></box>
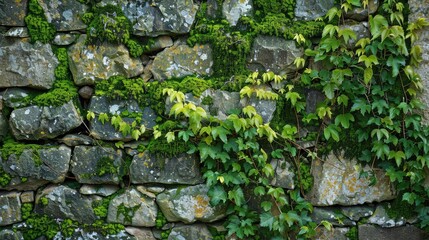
<box><xmin>60</xmin><ymin>219</ymin><xmax>78</xmax><ymax>238</ymax></box>
<box><xmin>40</xmin><ymin>196</ymin><xmax>49</xmax><ymax>206</ymax></box>
<box><xmin>89</xmin><ymin>220</ymin><xmax>125</xmax><ymax>236</ymax></box>
<box><xmin>16</xmin><ymin>214</ymin><xmax>59</xmax><ymax>239</ymax></box>
<box><xmin>0</xmin><ymin>167</ymin><xmax>12</xmax><ymax>187</ymax></box>
<box><xmin>117</xmin><ymin>203</ymin><xmax>139</xmax><ymax>224</ymax></box>
<box><xmin>25</xmin><ymin>0</ymin><xmax>56</xmax><ymax>43</ymax></box>
<box><xmin>0</xmin><ymin>138</ymin><xmax>43</xmax><ymax>162</ymax></box>
<box><xmin>96</xmin><ymin>156</ymin><xmax>119</xmax><ymax>177</ymax></box>
<box><xmin>297</xmin><ymin>161</ymin><xmax>313</xmax><ymax>193</ymax></box>
<box><xmin>146</xmin><ymin>138</ymin><xmax>190</xmax><ymax>158</ymax></box>
<box><xmin>201</xmin><ymin>96</ymin><xmax>214</xmax><ymax>106</ymax></box>
<box><xmin>253</xmin><ymin>0</ymin><xmax>296</xmax><ymax>20</ymax></box>
<box><xmin>383</xmin><ymin>195</ymin><xmax>416</xmax><ymax>220</ymax></box>
<box><xmin>345</xmin><ymin>226</ymin><xmax>358</xmax><ymax>240</ymax></box>
<box><xmin>155</xmin><ymin>210</ymin><xmax>167</xmax><ymax>229</ymax></box>
<box><xmin>21</xmin><ymin>203</ymin><xmax>33</xmax><ymax>220</ymax></box>
<box><xmin>95</xmin><ymin>76</ymin><xmax>146</xmax><ymax>103</ymax></box>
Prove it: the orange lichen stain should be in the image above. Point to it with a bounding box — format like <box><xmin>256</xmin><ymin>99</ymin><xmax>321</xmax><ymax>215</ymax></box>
<box><xmin>194</xmin><ymin>195</ymin><xmax>208</xmax><ymax>218</ymax></box>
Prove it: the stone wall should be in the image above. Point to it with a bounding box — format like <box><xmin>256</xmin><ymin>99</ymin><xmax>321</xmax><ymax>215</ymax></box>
<box><xmin>0</xmin><ymin>0</ymin><xmax>428</xmax><ymax>239</ymax></box>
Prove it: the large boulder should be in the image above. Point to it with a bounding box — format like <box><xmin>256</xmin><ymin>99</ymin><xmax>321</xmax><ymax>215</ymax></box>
<box><xmin>307</xmin><ymin>152</ymin><xmax>396</xmax><ymax>206</ymax></box>
<box><xmin>130</xmin><ymin>152</ymin><xmax>203</xmax><ymax>185</ymax></box>
<box><xmin>38</xmin><ymin>0</ymin><xmax>88</xmax><ymax>31</ymax></box>
<box><xmin>295</xmin><ymin>0</ymin><xmax>335</xmax><ymax>21</ymax></box>
<box><xmin>151</xmin><ymin>43</ymin><xmax>213</xmax><ymax>80</ymax></box>
<box><xmin>0</xmin><ymin>192</ymin><xmax>21</xmax><ymax>226</ymax></box>
<box><xmin>35</xmin><ymin>185</ymin><xmax>97</xmax><ymax>224</ymax></box>
<box><xmin>1</xmin><ymin>145</ymin><xmax>71</xmax><ymax>191</ymax></box>
<box><xmin>107</xmin><ymin>188</ymin><xmax>158</xmax><ymax>227</ymax></box>
<box><xmin>247</xmin><ymin>35</ymin><xmax>304</xmax><ymax>75</ymax></box>
<box><xmin>0</xmin><ymin>38</ymin><xmax>58</xmax><ymax>89</ymax></box>
<box><xmin>71</xmin><ymin>146</ymin><xmax>123</xmax><ymax>184</ymax></box>
<box><xmin>358</xmin><ymin>224</ymin><xmax>429</xmax><ymax>240</ymax></box>
<box><xmin>0</xmin><ymin>0</ymin><xmax>27</xmax><ymax>26</ymax></box>
<box><xmin>68</xmin><ymin>35</ymin><xmax>144</xmax><ymax>86</ymax></box>
<box><xmin>9</xmin><ymin>101</ymin><xmax>82</xmax><ymax>140</ymax></box>
<box><xmin>156</xmin><ymin>184</ymin><xmax>226</xmax><ymax>223</ymax></box>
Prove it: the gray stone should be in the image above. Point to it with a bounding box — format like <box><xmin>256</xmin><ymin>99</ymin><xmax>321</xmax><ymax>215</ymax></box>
<box><xmin>68</xmin><ymin>35</ymin><xmax>144</xmax><ymax>86</ymax></box>
<box><xmin>409</xmin><ymin>1</ymin><xmax>429</xmax><ymax>123</ymax></box>
<box><xmin>123</xmin><ymin>0</ymin><xmax>198</xmax><ymax>37</ymax></box>
<box><xmin>0</xmin><ymin>0</ymin><xmax>27</xmax><ymax>26</ymax></box>
<box><xmin>78</xmin><ymin>86</ymin><xmax>94</xmax><ymax>99</ymax></box>
<box><xmin>307</xmin><ymin>152</ymin><xmax>396</xmax><ymax>206</ymax></box>
<box><xmin>67</xmin><ymin>228</ymin><xmax>136</xmax><ymax>240</ymax></box>
<box><xmin>243</xmin><ymin>93</ymin><xmax>277</xmax><ymax>123</ymax></box>
<box><xmin>0</xmin><ymin>113</ymin><xmax>8</xmax><ymax>141</ymax></box>
<box><xmin>146</xmin><ymin>36</ymin><xmax>174</xmax><ymax>53</ymax></box>
<box><xmin>295</xmin><ymin>0</ymin><xmax>335</xmax><ymax>21</ymax></box>
<box><xmin>341</xmin><ymin>206</ymin><xmax>375</xmax><ymax>221</ymax></box>
<box><xmin>340</xmin><ymin>21</ymin><xmax>370</xmax><ymax>49</ymax></box>
<box><xmin>0</xmin><ymin>192</ymin><xmax>21</xmax><ymax>226</ymax></box>
<box><xmin>156</xmin><ymin>184</ymin><xmax>226</xmax><ymax>223</ymax></box>
<box><xmin>1</xmin><ymin>88</ymin><xmax>34</xmax><ymax>108</ymax></box>
<box><xmin>168</xmin><ymin>225</ymin><xmax>213</xmax><ymax>240</ymax></box>
<box><xmin>80</xmin><ymin>184</ymin><xmax>119</xmax><ymax>196</ymax></box>
<box><xmin>0</xmin><ymin>229</ymin><xmax>24</xmax><ymax>240</ymax></box>
<box><xmin>270</xmin><ymin>158</ymin><xmax>295</xmax><ymax>189</ymax></box>
<box><xmin>367</xmin><ymin>205</ymin><xmax>409</xmax><ymax>228</ymax></box>
<box><xmin>345</xmin><ymin>0</ymin><xmax>379</xmax><ymax>21</ymax></box>
<box><xmin>151</xmin><ymin>43</ymin><xmax>213</xmax><ymax>80</ymax></box>
<box><xmin>107</xmin><ymin>188</ymin><xmax>158</xmax><ymax>227</ymax></box>
<box><xmin>315</xmin><ymin>227</ymin><xmax>350</xmax><ymax>240</ymax></box>
<box><xmin>311</xmin><ymin>207</ymin><xmax>355</xmax><ymax>226</ymax></box>
<box><xmin>88</xmin><ymin>96</ymin><xmax>156</xmax><ymax>141</ymax></box>
<box><xmin>1</xmin><ymin>145</ymin><xmax>71</xmax><ymax>190</ymax></box>
<box><xmin>358</xmin><ymin>224</ymin><xmax>429</xmax><ymax>240</ymax></box>
<box><xmin>4</xmin><ymin>27</ymin><xmax>29</xmax><ymax>38</ymax></box>
<box><xmin>9</xmin><ymin>101</ymin><xmax>82</xmax><ymax>140</ymax></box>
<box><xmin>136</xmin><ymin>186</ymin><xmax>157</xmax><ymax>199</ymax></box>
<box><xmin>247</xmin><ymin>35</ymin><xmax>304</xmax><ymax>75</ymax></box>
<box><xmin>20</xmin><ymin>191</ymin><xmax>35</xmax><ymax>203</ymax></box>
<box><xmin>71</xmin><ymin>146</ymin><xmax>123</xmax><ymax>185</ymax></box>
<box><xmin>130</xmin><ymin>152</ymin><xmax>203</xmax><ymax>185</ymax></box>
<box><xmin>58</xmin><ymin>134</ymin><xmax>94</xmax><ymax>147</ymax></box>
<box><xmin>200</xmin><ymin>89</ymin><xmax>241</xmax><ymax>120</ymax></box>
<box><xmin>53</xmin><ymin>33</ymin><xmax>78</xmax><ymax>45</ymax></box>
<box><xmin>35</xmin><ymin>185</ymin><xmax>96</xmax><ymax>224</ymax></box>
<box><xmin>38</xmin><ymin>0</ymin><xmax>88</xmax><ymax>31</ymax></box>
<box><xmin>0</xmin><ymin>39</ymin><xmax>58</xmax><ymax>89</ymax></box>
<box><xmin>125</xmin><ymin>227</ymin><xmax>156</xmax><ymax>240</ymax></box>
<box><xmin>306</xmin><ymin>89</ymin><xmax>325</xmax><ymax>114</ymax></box>
<box><xmin>222</xmin><ymin>0</ymin><xmax>253</xmax><ymax>26</ymax></box>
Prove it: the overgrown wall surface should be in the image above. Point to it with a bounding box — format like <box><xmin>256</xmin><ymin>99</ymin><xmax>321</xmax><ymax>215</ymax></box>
<box><xmin>1</xmin><ymin>0</ymin><xmax>429</xmax><ymax>239</ymax></box>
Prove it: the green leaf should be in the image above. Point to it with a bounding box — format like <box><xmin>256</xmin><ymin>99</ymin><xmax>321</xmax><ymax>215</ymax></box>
<box><xmin>364</xmin><ymin>67</ymin><xmax>373</xmax><ymax>84</ymax></box>
<box><xmin>165</xmin><ymin>131</ymin><xmax>175</xmax><ymax>143</ymax></box>
<box><xmin>131</xmin><ymin>129</ymin><xmax>141</xmax><ymax>141</ymax></box>
<box><xmin>369</xmin><ymin>15</ymin><xmax>388</xmax><ymax>39</ymax></box>
<box><xmin>208</xmin><ymin>185</ymin><xmax>227</xmax><ymax>205</ymax></box>
<box><xmin>338</xmin><ymin>28</ymin><xmax>357</xmax><ymax>43</ymax></box>
<box><xmin>86</xmin><ymin>111</ymin><xmax>95</xmax><ymax>121</ymax></box>
<box><xmin>358</xmin><ymin>55</ymin><xmax>379</xmax><ymax>68</ymax></box>
<box><xmin>228</xmin><ymin>187</ymin><xmax>245</xmax><ymax>206</ymax></box>
<box><xmin>178</xmin><ymin>130</ymin><xmax>194</xmax><ymax>142</ymax></box>
<box><xmin>388</xmin><ymin>151</ymin><xmax>406</xmax><ymax>167</ymax></box>
<box><xmin>351</xmin><ymin>98</ymin><xmax>371</xmax><ymax>115</ymax></box>
<box><xmin>260</xmin><ymin>213</ymin><xmax>275</xmax><ymax>231</ymax></box>
<box><xmin>285</xmin><ymin>91</ymin><xmax>301</xmax><ymax>106</ymax></box>
<box><xmin>211</xmin><ymin>126</ymin><xmax>230</xmax><ymax>144</ymax></box>
<box><xmin>323</xmin><ymin>82</ymin><xmax>337</xmax><ymax>99</ymax></box>
<box><xmin>386</xmin><ymin>55</ymin><xmax>406</xmax><ymax>77</ymax></box>
<box><xmin>324</xmin><ymin>124</ymin><xmax>340</xmax><ymax>141</ymax></box>
<box><xmin>98</xmin><ymin>113</ymin><xmax>109</xmax><ymax>124</ymax></box>
<box><xmin>337</xmin><ymin>94</ymin><xmax>349</xmax><ymax>106</ymax></box>
<box><xmin>372</xmin><ymin>99</ymin><xmax>388</xmax><ymax>114</ymax></box>
<box><xmin>321</xmin><ymin>220</ymin><xmax>333</xmax><ymax>231</ymax></box>
<box><xmin>334</xmin><ymin>113</ymin><xmax>355</xmax><ymax>128</ymax></box>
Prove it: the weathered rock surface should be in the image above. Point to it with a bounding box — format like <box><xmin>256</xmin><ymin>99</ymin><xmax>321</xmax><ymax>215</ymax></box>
<box><xmin>0</xmin><ymin>192</ymin><xmax>21</xmax><ymax>226</ymax></box>
<box><xmin>222</xmin><ymin>0</ymin><xmax>253</xmax><ymax>26</ymax></box>
<box><xmin>1</xmin><ymin>88</ymin><xmax>34</xmax><ymax>108</ymax></box>
<box><xmin>58</xmin><ymin>134</ymin><xmax>94</xmax><ymax>147</ymax></box>
<box><xmin>0</xmin><ymin>229</ymin><xmax>24</xmax><ymax>240</ymax></box>
<box><xmin>340</xmin><ymin>21</ymin><xmax>370</xmax><ymax>49</ymax></box>
<box><xmin>270</xmin><ymin>158</ymin><xmax>295</xmax><ymax>189</ymax></box>
<box><xmin>125</xmin><ymin>227</ymin><xmax>156</xmax><ymax>240</ymax></box>
<box><xmin>244</xmin><ymin>94</ymin><xmax>278</xmax><ymax>123</ymax></box>
<box><xmin>168</xmin><ymin>225</ymin><xmax>213</xmax><ymax>240</ymax></box>
<box><xmin>130</xmin><ymin>152</ymin><xmax>203</xmax><ymax>185</ymax></box>
<box><xmin>0</xmin><ymin>0</ymin><xmax>27</xmax><ymax>26</ymax></box>
<box><xmin>71</xmin><ymin>146</ymin><xmax>123</xmax><ymax>184</ymax></box>
<box><xmin>345</xmin><ymin>0</ymin><xmax>379</xmax><ymax>21</ymax></box>
<box><xmin>80</xmin><ymin>184</ymin><xmax>119</xmax><ymax>196</ymax></box>
<box><xmin>4</xmin><ymin>27</ymin><xmax>29</xmax><ymax>38</ymax></box>
<box><xmin>295</xmin><ymin>0</ymin><xmax>335</xmax><ymax>20</ymax></box>
<box><xmin>367</xmin><ymin>205</ymin><xmax>412</xmax><ymax>228</ymax></box>
<box><xmin>38</xmin><ymin>0</ymin><xmax>88</xmax><ymax>31</ymax></box>
<box><xmin>247</xmin><ymin>36</ymin><xmax>304</xmax><ymax>75</ymax></box>
<box><xmin>20</xmin><ymin>191</ymin><xmax>35</xmax><ymax>203</ymax></box>
<box><xmin>151</xmin><ymin>43</ymin><xmax>213</xmax><ymax>80</ymax></box>
<box><xmin>145</xmin><ymin>36</ymin><xmax>174</xmax><ymax>53</ymax></box>
<box><xmin>1</xmin><ymin>145</ymin><xmax>71</xmax><ymax>190</ymax></box>
<box><xmin>123</xmin><ymin>0</ymin><xmax>198</xmax><ymax>36</ymax></box>
<box><xmin>53</xmin><ymin>33</ymin><xmax>79</xmax><ymax>45</ymax></box>
<box><xmin>68</xmin><ymin>35</ymin><xmax>144</xmax><ymax>86</ymax></box>
<box><xmin>307</xmin><ymin>152</ymin><xmax>396</xmax><ymax>206</ymax></box>
<box><xmin>9</xmin><ymin>101</ymin><xmax>82</xmax><ymax>140</ymax></box>
<box><xmin>315</xmin><ymin>227</ymin><xmax>351</xmax><ymax>240</ymax></box>
<box><xmin>358</xmin><ymin>224</ymin><xmax>429</xmax><ymax>240</ymax></box>
<box><xmin>311</xmin><ymin>207</ymin><xmax>355</xmax><ymax>226</ymax></box>
<box><xmin>107</xmin><ymin>188</ymin><xmax>158</xmax><ymax>227</ymax></box>
<box><xmin>88</xmin><ymin>96</ymin><xmax>156</xmax><ymax>141</ymax></box>
<box><xmin>0</xmin><ymin>39</ymin><xmax>58</xmax><ymax>89</ymax></box>
<box><xmin>66</xmin><ymin>228</ymin><xmax>136</xmax><ymax>240</ymax></box>
<box><xmin>35</xmin><ymin>185</ymin><xmax>96</xmax><ymax>224</ymax></box>
<box><xmin>341</xmin><ymin>205</ymin><xmax>375</xmax><ymax>221</ymax></box>
<box><xmin>156</xmin><ymin>184</ymin><xmax>226</xmax><ymax>223</ymax></box>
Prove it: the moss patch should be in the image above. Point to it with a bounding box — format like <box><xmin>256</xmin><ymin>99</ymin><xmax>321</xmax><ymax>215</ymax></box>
<box><xmin>25</xmin><ymin>0</ymin><xmax>56</xmax><ymax>43</ymax></box>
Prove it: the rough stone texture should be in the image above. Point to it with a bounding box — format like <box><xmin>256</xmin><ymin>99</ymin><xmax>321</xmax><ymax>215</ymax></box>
<box><xmin>66</xmin><ymin>229</ymin><xmax>136</xmax><ymax>240</ymax></box>
<box><xmin>4</xmin><ymin>27</ymin><xmax>29</xmax><ymax>38</ymax></box>
<box><xmin>0</xmin><ymin>192</ymin><xmax>21</xmax><ymax>226</ymax></box>
<box><xmin>0</xmin><ymin>0</ymin><xmax>27</xmax><ymax>26</ymax></box>
<box><xmin>53</xmin><ymin>33</ymin><xmax>78</xmax><ymax>45</ymax></box>
<box><xmin>35</xmin><ymin>185</ymin><xmax>97</xmax><ymax>224</ymax></box>
<box><xmin>71</xmin><ymin>146</ymin><xmax>123</xmax><ymax>184</ymax></box>
<box><xmin>358</xmin><ymin>224</ymin><xmax>429</xmax><ymax>240</ymax></box>
<box><xmin>68</xmin><ymin>35</ymin><xmax>144</xmax><ymax>86</ymax></box>
<box><xmin>107</xmin><ymin>188</ymin><xmax>158</xmax><ymax>227</ymax></box>
<box><xmin>9</xmin><ymin>101</ymin><xmax>82</xmax><ymax>140</ymax></box>
<box><xmin>1</xmin><ymin>88</ymin><xmax>34</xmax><ymax>108</ymax></box>
<box><xmin>311</xmin><ymin>207</ymin><xmax>355</xmax><ymax>226</ymax></box>
<box><xmin>247</xmin><ymin>35</ymin><xmax>304</xmax><ymax>75</ymax></box>
<box><xmin>270</xmin><ymin>158</ymin><xmax>295</xmax><ymax>189</ymax></box>
<box><xmin>0</xmin><ymin>113</ymin><xmax>8</xmax><ymax>141</ymax></box>
<box><xmin>145</xmin><ymin>36</ymin><xmax>174</xmax><ymax>53</ymax></box>
<box><xmin>122</xmin><ymin>0</ymin><xmax>198</xmax><ymax>37</ymax></box>
<box><xmin>0</xmin><ymin>38</ymin><xmax>58</xmax><ymax>89</ymax></box>
<box><xmin>80</xmin><ymin>184</ymin><xmax>119</xmax><ymax>196</ymax></box>
<box><xmin>367</xmin><ymin>205</ymin><xmax>411</xmax><ymax>228</ymax></box>
<box><xmin>345</xmin><ymin>0</ymin><xmax>379</xmax><ymax>21</ymax></box>
<box><xmin>409</xmin><ymin>0</ymin><xmax>429</xmax><ymax>123</ymax></box>
<box><xmin>307</xmin><ymin>152</ymin><xmax>396</xmax><ymax>206</ymax></box>
<box><xmin>88</xmin><ymin>96</ymin><xmax>156</xmax><ymax>141</ymax></box>
<box><xmin>222</xmin><ymin>0</ymin><xmax>253</xmax><ymax>26</ymax></box>
<box><xmin>130</xmin><ymin>152</ymin><xmax>203</xmax><ymax>185</ymax></box>
<box><xmin>151</xmin><ymin>43</ymin><xmax>213</xmax><ymax>80</ymax></box>
<box><xmin>58</xmin><ymin>134</ymin><xmax>94</xmax><ymax>147</ymax></box>
<box><xmin>156</xmin><ymin>184</ymin><xmax>226</xmax><ymax>223</ymax></box>
<box><xmin>168</xmin><ymin>225</ymin><xmax>213</xmax><ymax>240</ymax></box>
<box><xmin>38</xmin><ymin>0</ymin><xmax>88</xmax><ymax>31</ymax></box>
<box><xmin>295</xmin><ymin>0</ymin><xmax>335</xmax><ymax>21</ymax></box>
<box><xmin>341</xmin><ymin>206</ymin><xmax>375</xmax><ymax>221</ymax></box>
<box><xmin>315</xmin><ymin>227</ymin><xmax>350</xmax><ymax>240</ymax></box>
<box><xmin>20</xmin><ymin>191</ymin><xmax>35</xmax><ymax>203</ymax></box>
<box><xmin>340</xmin><ymin>21</ymin><xmax>370</xmax><ymax>49</ymax></box>
<box><xmin>125</xmin><ymin>227</ymin><xmax>156</xmax><ymax>240</ymax></box>
<box><xmin>1</xmin><ymin>145</ymin><xmax>71</xmax><ymax>190</ymax></box>
<box><xmin>244</xmin><ymin>94</ymin><xmax>277</xmax><ymax>123</ymax></box>
<box><xmin>0</xmin><ymin>229</ymin><xmax>24</xmax><ymax>240</ymax></box>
